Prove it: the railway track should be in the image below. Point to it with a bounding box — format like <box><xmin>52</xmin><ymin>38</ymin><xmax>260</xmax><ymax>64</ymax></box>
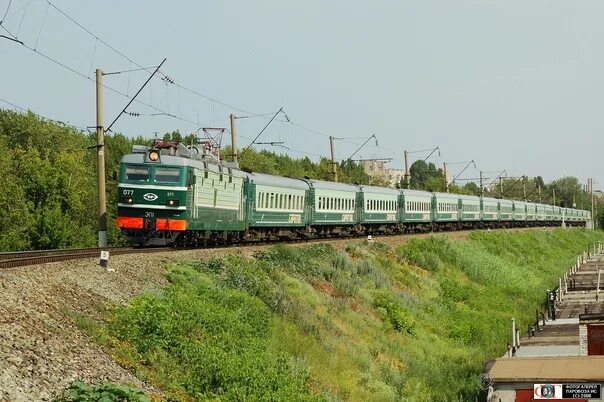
<box><xmin>0</xmin><ymin>226</ymin><xmax>561</xmax><ymax>270</ymax></box>
<box><xmin>0</xmin><ymin>246</ymin><xmax>172</xmax><ymax>269</ymax></box>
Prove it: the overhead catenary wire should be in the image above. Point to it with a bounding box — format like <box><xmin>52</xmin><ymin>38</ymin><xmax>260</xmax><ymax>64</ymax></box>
<box><xmin>0</xmin><ymin>96</ymin><xmax>88</xmax><ymax>130</ymax></box>
<box><xmin>0</xmin><ymin>0</ymin><xmax>12</xmax><ymax>24</ymax></box>
<box><xmin>1</xmin><ymin>24</ymin><xmax>204</xmax><ymax>129</ymax></box>
<box><xmin>105</xmin><ymin>58</ymin><xmax>166</xmax><ymax>133</ymax></box>
<box><xmin>4</xmin><ymin>0</ymin><xmax>414</xmax><ymax>160</ymax></box>
<box><xmin>33</xmin><ymin>0</ymin><xmax>49</xmax><ymax>50</ymax></box>
<box><xmin>16</xmin><ymin>0</ymin><xmax>366</xmax><ymax>152</ymax></box>
<box><xmin>16</xmin><ymin>0</ymin><xmax>30</xmax><ymax>37</ymax></box>
<box><xmin>239</xmin><ymin>107</ymin><xmax>283</xmax><ymax>159</ymax></box>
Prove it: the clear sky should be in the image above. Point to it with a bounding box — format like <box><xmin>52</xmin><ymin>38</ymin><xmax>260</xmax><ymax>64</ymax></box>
<box><xmin>0</xmin><ymin>0</ymin><xmax>602</xmax><ymax>189</ymax></box>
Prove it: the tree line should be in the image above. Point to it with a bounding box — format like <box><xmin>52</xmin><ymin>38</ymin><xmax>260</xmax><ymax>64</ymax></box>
<box><xmin>0</xmin><ymin>109</ymin><xmax>600</xmax><ymax>251</ymax></box>
<box><xmin>406</xmin><ymin>159</ymin><xmax>597</xmax><ymax>211</ymax></box>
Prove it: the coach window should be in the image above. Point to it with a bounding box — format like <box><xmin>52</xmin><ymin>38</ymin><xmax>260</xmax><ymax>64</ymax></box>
<box><xmin>125</xmin><ymin>165</ymin><xmax>150</xmax><ymax>182</ymax></box>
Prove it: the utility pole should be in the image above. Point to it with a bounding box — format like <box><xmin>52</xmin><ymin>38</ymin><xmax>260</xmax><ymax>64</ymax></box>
<box><xmin>589</xmin><ymin>178</ymin><xmax>595</xmax><ymax>228</ymax></box>
<box><xmin>443</xmin><ymin>162</ymin><xmax>449</xmax><ymax>193</ymax></box>
<box><xmin>499</xmin><ymin>177</ymin><xmax>503</xmax><ymax>198</ymax></box>
<box><xmin>230</xmin><ymin>113</ymin><xmax>238</xmax><ymax>163</ymax></box>
<box><xmin>522</xmin><ymin>176</ymin><xmax>527</xmax><ymax>201</ymax></box>
<box><xmin>404</xmin><ymin>150</ymin><xmax>410</xmax><ymax>189</ymax></box>
<box><xmin>553</xmin><ymin>188</ymin><xmax>556</xmax><ymax>206</ymax></box>
<box><xmin>329</xmin><ymin>136</ymin><xmax>338</xmax><ymax>182</ymax></box>
<box><xmin>95</xmin><ymin>68</ymin><xmax>107</xmax><ymax>248</ymax></box>
<box><xmin>538</xmin><ymin>185</ymin><xmax>541</xmax><ymax>203</ymax></box>
<box><xmin>479</xmin><ymin>171</ymin><xmax>484</xmax><ymax>196</ymax></box>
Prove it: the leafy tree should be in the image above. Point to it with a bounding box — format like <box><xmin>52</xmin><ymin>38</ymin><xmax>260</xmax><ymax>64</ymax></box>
<box><xmin>163</xmin><ymin>130</ymin><xmax>182</xmax><ymax>141</ymax></box>
<box><xmin>462</xmin><ymin>182</ymin><xmax>480</xmax><ymax>196</ymax></box>
<box><xmin>409</xmin><ymin>160</ymin><xmax>443</xmax><ymax>190</ymax></box>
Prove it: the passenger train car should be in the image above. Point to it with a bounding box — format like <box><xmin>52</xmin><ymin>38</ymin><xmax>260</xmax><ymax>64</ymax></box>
<box><xmin>117</xmin><ymin>141</ymin><xmax>591</xmax><ymax>246</ymax></box>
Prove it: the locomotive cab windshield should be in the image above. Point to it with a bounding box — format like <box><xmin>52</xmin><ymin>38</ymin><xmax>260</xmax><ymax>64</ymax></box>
<box><xmin>121</xmin><ymin>164</ymin><xmax>184</xmax><ymax>185</ymax></box>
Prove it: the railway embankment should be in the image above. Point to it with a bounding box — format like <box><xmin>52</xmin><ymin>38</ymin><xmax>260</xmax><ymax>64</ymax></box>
<box><xmin>1</xmin><ymin>228</ymin><xmax>603</xmax><ymax>401</ymax></box>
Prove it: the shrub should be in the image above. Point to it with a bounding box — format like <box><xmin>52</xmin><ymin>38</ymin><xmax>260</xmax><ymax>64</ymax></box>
<box><xmin>55</xmin><ymin>381</ymin><xmax>149</xmax><ymax>402</ymax></box>
<box><xmin>372</xmin><ymin>292</ymin><xmax>415</xmax><ymax>334</ymax></box>
<box><xmin>109</xmin><ymin>267</ymin><xmax>319</xmax><ymax>401</ymax></box>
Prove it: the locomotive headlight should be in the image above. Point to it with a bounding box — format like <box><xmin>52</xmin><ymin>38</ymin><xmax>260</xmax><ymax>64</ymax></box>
<box><xmin>121</xmin><ymin>197</ymin><xmax>134</xmax><ymax>204</ymax></box>
<box><xmin>166</xmin><ymin>199</ymin><xmax>179</xmax><ymax>207</ymax></box>
<box><xmin>148</xmin><ymin>150</ymin><xmax>160</xmax><ymax>162</ymax></box>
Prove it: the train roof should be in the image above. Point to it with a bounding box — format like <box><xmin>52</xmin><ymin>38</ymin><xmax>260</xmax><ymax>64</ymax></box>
<box><xmin>457</xmin><ymin>194</ymin><xmax>480</xmax><ymax>201</ymax></box>
<box><xmin>401</xmin><ymin>189</ymin><xmax>433</xmax><ymax>198</ymax></box>
<box><xmin>433</xmin><ymin>192</ymin><xmax>460</xmax><ymax>200</ymax></box>
<box><xmin>482</xmin><ymin>196</ymin><xmax>500</xmax><ymax>204</ymax></box>
<box><xmin>244</xmin><ymin>172</ymin><xmax>309</xmax><ymax>190</ymax></box>
<box><xmin>121</xmin><ymin>153</ymin><xmax>249</xmax><ymax>178</ymax></box>
<box><xmin>303</xmin><ymin>179</ymin><xmax>360</xmax><ymax>192</ymax></box>
<box><xmin>357</xmin><ymin>184</ymin><xmax>400</xmax><ymax>196</ymax></box>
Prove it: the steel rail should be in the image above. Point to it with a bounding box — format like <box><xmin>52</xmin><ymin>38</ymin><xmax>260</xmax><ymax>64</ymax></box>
<box><xmin>0</xmin><ymin>246</ymin><xmax>171</xmax><ymax>269</ymax></box>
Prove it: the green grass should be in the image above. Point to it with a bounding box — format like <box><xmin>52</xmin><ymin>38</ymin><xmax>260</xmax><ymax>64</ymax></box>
<box><xmin>77</xmin><ymin>228</ymin><xmax>604</xmax><ymax>401</ymax></box>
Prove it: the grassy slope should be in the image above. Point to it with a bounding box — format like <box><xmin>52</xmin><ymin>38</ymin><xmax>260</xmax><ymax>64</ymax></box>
<box><xmin>82</xmin><ymin>229</ymin><xmax>604</xmax><ymax>402</ymax></box>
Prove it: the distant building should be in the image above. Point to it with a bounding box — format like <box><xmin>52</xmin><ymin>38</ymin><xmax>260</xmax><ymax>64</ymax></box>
<box><xmin>361</xmin><ymin>160</ymin><xmax>404</xmax><ymax>187</ymax></box>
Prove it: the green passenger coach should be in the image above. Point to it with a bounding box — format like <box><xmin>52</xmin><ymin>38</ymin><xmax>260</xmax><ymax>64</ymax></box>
<box><xmin>400</xmin><ymin>189</ymin><xmax>433</xmax><ymax>226</ymax></box>
<box><xmin>358</xmin><ymin>185</ymin><xmax>400</xmax><ymax>230</ymax></box>
<box><xmin>459</xmin><ymin>194</ymin><xmax>481</xmax><ymax>224</ymax></box>
<box><xmin>433</xmin><ymin>192</ymin><xmax>460</xmax><ymax>227</ymax></box>
<box><xmin>481</xmin><ymin>197</ymin><xmax>500</xmax><ymax>223</ymax></box>
<box><xmin>245</xmin><ymin>173</ymin><xmax>309</xmax><ymax>238</ymax></box>
<box><xmin>304</xmin><ymin>179</ymin><xmax>359</xmax><ymax>235</ymax></box>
